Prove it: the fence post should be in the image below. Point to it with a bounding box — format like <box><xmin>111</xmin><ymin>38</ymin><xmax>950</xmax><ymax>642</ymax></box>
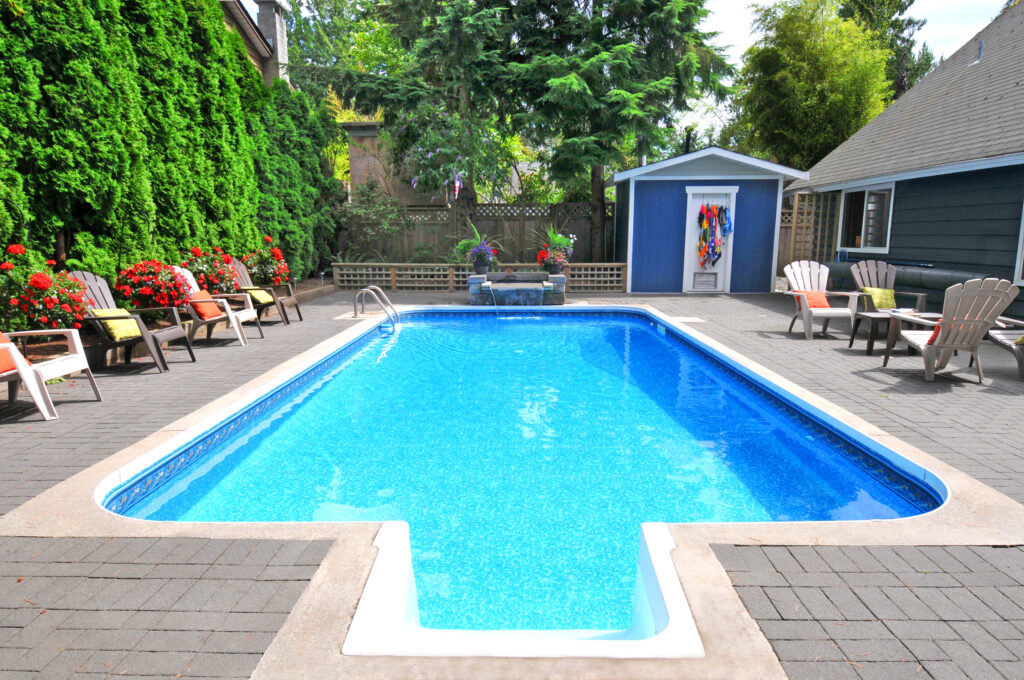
<box><xmin>448</xmin><ymin>267</ymin><xmax>454</xmax><ymax>292</ymax></box>
<box><xmin>390</xmin><ymin>266</ymin><xmax>397</xmax><ymax>291</ymax></box>
<box><xmin>621</xmin><ymin>263</ymin><xmax>628</xmax><ymax>292</ymax></box>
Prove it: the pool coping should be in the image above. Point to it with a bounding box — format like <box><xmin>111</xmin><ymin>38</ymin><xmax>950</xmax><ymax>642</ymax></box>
<box><xmin>2</xmin><ymin>303</ymin><xmax>1024</xmax><ymax>679</ymax></box>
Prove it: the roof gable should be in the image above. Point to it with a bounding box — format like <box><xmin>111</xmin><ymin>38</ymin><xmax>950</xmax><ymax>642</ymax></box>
<box><xmin>612</xmin><ymin>147</ymin><xmax>808</xmax><ymax>183</ymax></box>
<box><xmin>794</xmin><ymin>2</ymin><xmax>1024</xmax><ymax>191</ymax></box>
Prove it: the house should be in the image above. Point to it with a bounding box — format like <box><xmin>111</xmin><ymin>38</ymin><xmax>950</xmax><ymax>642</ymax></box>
<box><xmin>218</xmin><ymin>0</ymin><xmax>289</xmax><ymax>86</ymax></box>
<box><xmin>789</xmin><ymin>2</ymin><xmax>1024</xmax><ymax>313</ymax></box>
<box><xmin>610</xmin><ymin>147</ymin><xmax>807</xmax><ymax>293</ymax></box>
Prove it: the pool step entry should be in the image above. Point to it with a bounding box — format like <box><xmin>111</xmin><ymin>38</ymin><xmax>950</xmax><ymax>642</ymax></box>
<box><xmin>468</xmin><ymin>272</ymin><xmax>566</xmax><ymax>306</ymax></box>
<box><xmin>353</xmin><ymin>286</ymin><xmax>400</xmax><ymax>329</ymax></box>
<box><xmin>342</xmin><ymin>521</ymin><xmax>706</xmax><ymax>658</ymax></box>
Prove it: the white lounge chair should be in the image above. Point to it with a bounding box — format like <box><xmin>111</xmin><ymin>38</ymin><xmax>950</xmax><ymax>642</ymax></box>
<box><xmin>984</xmin><ymin>316</ymin><xmax>1024</xmax><ymax>381</ymax></box>
<box><xmin>1</xmin><ymin>329</ymin><xmax>102</xmax><ymax>420</ymax></box>
<box><xmin>172</xmin><ymin>266</ymin><xmax>263</xmax><ymax>346</ymax></box>
<box><xmin>784</xmin><ymin>260</ymin><xmax>859</xmax><ymax>340</ymax></box>
<box><xmin>882</xmin><ymin>278</ymin><xmax>1019</xmax><ymax>383</ymax></box>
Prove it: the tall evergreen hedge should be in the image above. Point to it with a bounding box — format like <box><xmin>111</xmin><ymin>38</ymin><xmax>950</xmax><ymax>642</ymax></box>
<box><xmin>0</xmin><ymin>0</ymin><xmax>339</xmax><ymax>281</ymax></box>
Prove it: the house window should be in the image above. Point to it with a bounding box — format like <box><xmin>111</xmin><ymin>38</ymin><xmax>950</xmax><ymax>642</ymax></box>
<box><xmin>839</xmin><ymin>186</ymin><xmax>893</xmax><ymax>251</ymax></box>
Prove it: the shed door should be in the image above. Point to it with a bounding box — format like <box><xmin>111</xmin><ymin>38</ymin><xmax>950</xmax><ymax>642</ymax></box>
<box><xmin>682</xmin><ymin>188</ymin><xmax>737</xmax><ymax>293</ymax></box>
<box><xmin>630</xmin><ymin>181</ymin><xmax>687</xmax><ymax>293</ymax></box>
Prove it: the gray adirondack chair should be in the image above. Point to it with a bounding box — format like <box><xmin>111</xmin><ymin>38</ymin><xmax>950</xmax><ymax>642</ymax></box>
<box><xmin>883</xmin><ymin>278</ymin><xmax>1019</xmax><ymax>382</ymax></box>
<box><xmin>70</xmin><ymin>270</ymin><xmax>195</xmax><ymax>373</ymax></box>
<box><xmin>232</xmin><ymin>260</ymin><xmax>302</xmax><ymax>324</ymax></box>
<box><xmin>849</xmin><ymin>260</ymin><xmax>927</xmax><ymax>312</ymax></box>
<box><xmin>784</xmin><ymin>260</ymin><xmax>859</xmax><ymax>340</ymax></box>
<box><xmin>172</xmin><ymin>267</ymin><xmax>263</xmax><ymax>345</ymax></box>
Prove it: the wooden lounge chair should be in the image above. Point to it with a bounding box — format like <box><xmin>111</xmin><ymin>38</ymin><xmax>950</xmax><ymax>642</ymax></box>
<box><xmin>172</xmin><ymin>266</ymin><xmax>263</xmax><ymax>346</ymax></box>
<box><xmin>70</xmin><ymin>270</ymin><xmax>196</xmax><ymax>373</ymax></box>
<box><xmin>784</xmin><ymin>260</ymin><xmax>859</xmax><ymax>340</ymax></box>
<box><xmin>882</xmin><ymin>278</ymin><xmax>1019</xmax><ymax>382</ymax></box>
<box><xmin>231</xmin><ymin>260</ymin><xmax>302</xmax><ymax>324</ymax></box>
<box><xmin>1</xmin><ymin>328</ymin><xmax>102</xmax><ymax>420</ymax></box>
<box><xmin>984</xmin><ymin>316</ymin><xmax>1024</xmax><ymax>381</ymax></box>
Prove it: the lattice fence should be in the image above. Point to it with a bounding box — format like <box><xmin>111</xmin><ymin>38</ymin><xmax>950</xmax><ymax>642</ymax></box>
<box><xmin>377</xmin><ymin>202</ymin><xmax>615</xmax><ymax>262</ymax></box>
<box><xmin>777</xmin><ymin>192</ymin><xmax>841</xmax><ymax>274</ymax></box>
<box><xmin>332</xmin><ymin>263</ymin><xmax>628</xmax><ymax>293</ymax></box>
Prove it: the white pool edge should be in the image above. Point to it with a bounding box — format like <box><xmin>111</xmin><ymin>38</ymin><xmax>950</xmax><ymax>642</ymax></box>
<box><xmin>341</xmin><ymin>521</ymin><xmax>706</xmax><ymax>658</ymax></box>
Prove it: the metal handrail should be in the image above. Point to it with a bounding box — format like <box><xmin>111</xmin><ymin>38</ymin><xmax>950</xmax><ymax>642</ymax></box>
<box><xmin>353</xmin><ymin>286</ymin><xmax>400</xmax><ymax>327</ymax></box>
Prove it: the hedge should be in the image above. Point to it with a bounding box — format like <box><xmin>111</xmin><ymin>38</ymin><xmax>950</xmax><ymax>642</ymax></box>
<box><xmin>0</xmin><ymin>0</ymin><xmax>340</xmax><ymax>281</ymax></box>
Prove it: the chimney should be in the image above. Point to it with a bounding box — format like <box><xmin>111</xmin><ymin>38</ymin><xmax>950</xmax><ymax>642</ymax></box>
<box><xmin>255</xmin><ymin>0</ymin><xmax>289</xmax><ymax>85</ymax></box>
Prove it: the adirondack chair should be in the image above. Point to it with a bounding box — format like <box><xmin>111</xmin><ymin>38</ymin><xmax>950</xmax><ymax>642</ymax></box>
<box><xmin>1</xmin><ymin>328</ymin><xmax>102</xmax><ymax>420</ymax></box>
<box><xmin>172</xmin><ymin>267</ymin><xmax>263</xmax><ymax>346</ymax></box>
<box><xmin>882</xmin><ymin>278</ymin><xmax>1019</xmax><ymax>382</ymax></box>
<box><xmin>70</xmin><ymin>270</ymin><xmax>195</xmax><ymax>373</ymax></box>
<box><xmin>231</xmin><ymin>260</ymin><xmax>303</xmax><ymax>324</ymax></box>
<box><xmin>983</xmin><ymin>316</ymin><xmax>1024</xmax><ymax>381</ymax></box>
<box><xmin>784</xmin><ymin>260</ymin><xmax>859</xmax><ymax>340</ymax></box>
<box><xmin>849</xmin><ymin>260</ymin><xmax>927</xmax><ymax>312</ymax></box>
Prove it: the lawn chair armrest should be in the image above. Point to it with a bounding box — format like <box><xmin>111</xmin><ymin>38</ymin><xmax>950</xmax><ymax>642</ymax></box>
<box><xmin>6</xmin><ymin>328</ymin><xmax>86</xmax><ymax>354</ymax></box>
<box><xmin>214</xmin><ymin>293</ymin><xmax>255</xmax><ymax>311</ymax></box>
<box><xmin>994</xmin><ymin>315</ymin><xmax>1024</xmax><ymax>329</ymax></box>
<box><xmin>889</xmin><ymin>312</ymin><xmax>939</xmax><ymax>327</ymax></box>
<box><xmin>129</xmin><ymin>306</ymin><xmax>185</xmax><ymax>326</ymax></box>
<box><xmin>893</xmin><ymin>291</ymin><xmax>928</xmax><ymax>312</ymax></box>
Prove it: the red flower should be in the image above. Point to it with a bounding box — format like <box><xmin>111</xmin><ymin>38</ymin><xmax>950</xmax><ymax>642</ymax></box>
<box><xmin>270</xmin><ymin>247</ymin><xmax>284</xmax><ymax>261</ymax></box>
<box><xmin>0</xmin><ymin>261</ymin><xmax>12</xmax><ymax>270</ymax></box>
<box><xmin>223</xmin><ymin>254</ymin><xmax>232</xmax><ymax>264</ymax></box>
<box><xmin>273</xmin><ymin>276</ymin><xmax>282</xmax><ymax>285</ymax></box>
<box><xmin>45</xmin><ymin>259</ymin><xmax>56</xmax><ymax>266</ymax></box>
<box><xmin>8</xmin><ymin>297</ymin><xmax>17</xmax><ymax>305</ymax></box>
<box><xmin>264</xmin><ymin>235</ymin><xmax>274</xmax><ymax>243</ymax></box>
<box><xmin>73</xmin><ymin>322</ymin><xmax>81</xmax><ymax>329</ymax></box>
<box><xmin>28</xmin><ymin>272</ymin><xmax>52</xmax><ymax>290</ymax></box>
<box><xmin>213</xmin><ymin>246</ymin><xmax>223</xmax><ymax>253</ymax></box>
<box><xmin>189</xmin><ymin>246</ymin><xmax>203</xmax><ymax>257</ymax></box>
<box><xmin>5</xmin><ymin>244</ymin><xmax>25</xmax><ymax>255</ymax></box>
<box><xmin>39</xmin><ymin>315</ymin><xmax>47</xmax><ymax>323</ymax></box>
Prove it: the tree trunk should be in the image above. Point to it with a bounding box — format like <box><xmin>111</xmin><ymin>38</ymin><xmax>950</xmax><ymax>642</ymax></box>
<box><xmin>56</xmin><ymin>229</ymin><xmax>67</xmax><ymax>265</ymax></box>
<box><xmin>589</xmin><ymin>164</ymin><xmax>604</xmax><ymax>262</ymax></box>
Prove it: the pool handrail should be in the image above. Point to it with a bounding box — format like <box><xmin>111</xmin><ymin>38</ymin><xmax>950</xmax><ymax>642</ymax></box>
<box><xmin>354</xmin><ymin>286</ymin><xmax>400</xmax><ymax>327</ymax></box>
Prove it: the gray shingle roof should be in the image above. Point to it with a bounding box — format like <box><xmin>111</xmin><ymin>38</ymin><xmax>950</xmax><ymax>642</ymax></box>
<box><xmin>790</xmin><ymin>2</ymin><xmax>1024</xmax><ymax>191</ymax></box>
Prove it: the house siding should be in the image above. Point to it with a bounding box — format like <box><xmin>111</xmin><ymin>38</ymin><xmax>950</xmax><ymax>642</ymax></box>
<box><xmin>854</xmin><ymin>165</ymin><xmax>1024</xmax><ymax>315</ymax></box>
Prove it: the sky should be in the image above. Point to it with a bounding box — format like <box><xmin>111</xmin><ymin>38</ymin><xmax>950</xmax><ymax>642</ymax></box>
<box><xmin>702</xmin><ymin>0</ymin><xmax>1009</xmax><ymax>67</ymax></box>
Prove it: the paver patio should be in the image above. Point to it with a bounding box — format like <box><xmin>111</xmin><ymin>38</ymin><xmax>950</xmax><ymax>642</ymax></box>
<box><xmin>1</xmin><ymin>290</ymin><xmax>1022</xmax><ymax>678</ymax></box>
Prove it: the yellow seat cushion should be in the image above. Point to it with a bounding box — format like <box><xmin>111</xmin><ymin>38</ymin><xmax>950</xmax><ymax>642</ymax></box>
<box><xmin>862</xmin><ymin>286</ymin><xmax>897</xmax><ymax>310</ymax></box>
<box><xmin>1016</xmin><ymin>333</ymin><xmax>1024</xmax><ymax>346</ymax></box>
<box><xmin>92</xmin><ymin>308</ymin><xmax>142</xmax><ymax>341</ymax></box>
<box><xmin>243</xmin><ymin>287</ymin><xmax>275</xmax><ymax>305</ymax></box>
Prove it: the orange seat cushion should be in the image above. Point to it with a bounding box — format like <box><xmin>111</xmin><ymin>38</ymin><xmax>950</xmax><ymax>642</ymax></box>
<box><xmin>191</xmin><ymin>289</ymin><xmax>223</xmax><ymax>320</ymax></box>
<box><xmin>794</xmin><ymin>291</ymin><xmax>831</xmax><ymax>309</ymax></box>
<box><xmin>0</xmin><ymin>331</ymin><xmax>23</xmax><ymax>373</ymax></box>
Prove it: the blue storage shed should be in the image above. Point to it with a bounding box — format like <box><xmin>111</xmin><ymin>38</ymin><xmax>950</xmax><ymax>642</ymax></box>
<box><xmin>612</xmin><ymin>147</ymin><xmax>808</xmax><ymax>293</ymax></box>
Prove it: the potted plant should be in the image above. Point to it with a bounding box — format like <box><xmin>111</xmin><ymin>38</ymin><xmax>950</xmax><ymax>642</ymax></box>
<box><xmin>453</xmin><ymin>223</ymin><xmax>499</xmax><ymax>275</ymax></box>
<box><xmin>241</xmin><ymin>236</ymin><xmax>292</xmax><ymax>286</ymax></box>
<box><xmin>536</xmin><ymin>226</ymin><xmax>575</xmax><ymax>275</ymax></box>
<box><xmin>180</xmin><ymin>246</ymin><xmax>239</xmax><ymax>294</ymax></box>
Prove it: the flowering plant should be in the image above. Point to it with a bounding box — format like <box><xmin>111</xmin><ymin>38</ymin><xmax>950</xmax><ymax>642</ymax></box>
<box><xmin>241</xmin><ymin>236</ymin><xmax>291</xmax><ymax>286</ymax></box>
<box><xmin>451</xmin><ymin>223</ymin><xmax>500</xmax><ymax>265</ymax></box>
<box><xmin>12</xmin><ymin>270</ymin><xmax>92</xmax><ymax>330</ymax></box>
<box><xmin>2</xmin><ymin>243</ymin><xmax>90</xmax><ymax>331</ymax></box>
<box><xmin>180</xmin><ymin>246</ymin><xmax>238</xmax><ymax>294</ymax></box>
<box><xmin>115</xmin><ymin>260</ymin><xmax>191</xmax><ymax>309</ymax></box>
<box><xmin>536</xmin><ymin>226</ymin><xmax>575</xmax><ymax>267</ymax></box>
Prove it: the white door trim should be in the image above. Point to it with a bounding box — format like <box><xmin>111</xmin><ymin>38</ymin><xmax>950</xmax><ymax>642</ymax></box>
<box><xmin>683</xmin><ymin>186</ymin><xmax>739</xmax><ymax>293</ymax></box>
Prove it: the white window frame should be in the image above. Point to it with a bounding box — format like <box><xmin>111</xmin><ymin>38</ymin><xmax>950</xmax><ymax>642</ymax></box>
<box><xmin>837</xmin><ymin>182</ymin><xmax>896</xmax><ymax>254</ymax></box>
<box><xmin>1014</xmin><ymin>198</ymin><xmax>1024</xmax><ymax>286</ymax></box>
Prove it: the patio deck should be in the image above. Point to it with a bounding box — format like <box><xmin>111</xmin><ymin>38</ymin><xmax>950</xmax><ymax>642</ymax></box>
<box><xmin>1</xmin><ymin>290</ymin><xmax>1022</xmax><ymax>679</ymax></box>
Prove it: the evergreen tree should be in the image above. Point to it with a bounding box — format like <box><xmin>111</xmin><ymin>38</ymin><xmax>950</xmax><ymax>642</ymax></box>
<box><xmin>0</xmin><ymin>2</ymin><xmax>33</xmax><ymax>245</ymax></box>
<box><xmin>509</xmin><ymin>0</ymin><xmax>732</xmax><ymax>259</ymax></box>
<box><xmin>256</xmin><ymin>81</ymin><xmax>341</xmax><ymax>278</ymax></box>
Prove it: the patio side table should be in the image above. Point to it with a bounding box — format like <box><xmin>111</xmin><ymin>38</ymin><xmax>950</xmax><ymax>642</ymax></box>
<box><xmin>849</xmin><ymin>311</ymin><xmax>892</xmax><ymax>355</ymax></box>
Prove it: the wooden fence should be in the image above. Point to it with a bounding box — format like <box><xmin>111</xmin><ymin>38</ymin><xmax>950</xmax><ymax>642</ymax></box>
<box><xmin>382</xmin><ymin>202</ymin><xmax>616</xmax><ymax>263</ymax></box>
<box><xmin>776</xmin><ymin>192</ymin><xmax>841</xmax><ymax>274</ymax></box>
<box><xmin>331</xmin><ymin>262</ymin><xmax>628</xmax><ymax>293</ymax></box>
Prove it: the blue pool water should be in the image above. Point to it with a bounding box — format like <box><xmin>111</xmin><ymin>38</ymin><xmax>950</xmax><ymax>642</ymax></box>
<box><xmin>114</xmin><ymin>312</ymin><xmax>940</xmax><ymax>631</ymax></box>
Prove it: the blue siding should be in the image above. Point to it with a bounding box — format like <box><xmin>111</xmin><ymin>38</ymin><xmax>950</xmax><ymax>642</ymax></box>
<box><xmin>630</xmin><ymin>178</ymin><xmax>780</xmax><ymax>293</ymax></box>
<box><xmin>631</xmin><ymin>182</ymin><xmax>687</xmax><ymax>292</ymax></box>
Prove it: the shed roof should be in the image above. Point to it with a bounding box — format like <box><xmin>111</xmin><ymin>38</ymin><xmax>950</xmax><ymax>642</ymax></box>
<box><xmin>791</xmin><ymin>2</ymin><xmax>1024</xmax><ymax>192</ymax></box>
<box><xmin>611</xmin><ymin>147</ymin><xmax>808</xmax><ymax>184</ymax></box>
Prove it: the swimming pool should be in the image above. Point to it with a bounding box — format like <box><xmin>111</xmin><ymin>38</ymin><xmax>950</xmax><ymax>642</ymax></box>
<box><xmin>98</xmin><ymin>308</ymin><xmax>945</xmax><ymax>655</ymax></box>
